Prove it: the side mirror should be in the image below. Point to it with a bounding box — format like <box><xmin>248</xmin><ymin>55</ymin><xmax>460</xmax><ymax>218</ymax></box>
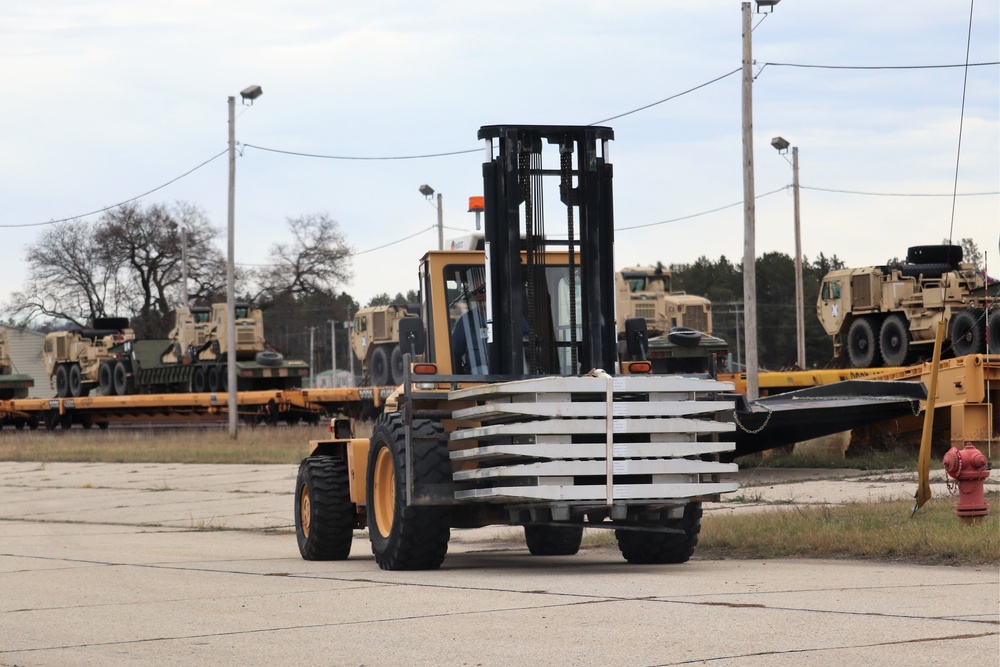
<box><xmin>624</xmin><ymin>317</ymin><xmax>649</xmax><ymax>361</ymax></box>
<box><xmin>397</xmin><ymin>317</ymin><xmax>425</xmax><ymax>357</ymax></box>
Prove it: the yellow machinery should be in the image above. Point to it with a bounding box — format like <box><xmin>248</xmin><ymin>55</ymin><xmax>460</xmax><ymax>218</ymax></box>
<box><xmin>294</xmin><ymin>125</ymin><xmax>740</xmax><ymax>570</ymax></box>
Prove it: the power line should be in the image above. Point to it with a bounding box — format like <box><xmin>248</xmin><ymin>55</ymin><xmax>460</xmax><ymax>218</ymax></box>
<box><xmin>0</xmin><ymin>150</ymin><xmax>228</xmax><ymax>229</ymax></box>
<box><xmin>763</xmin><ymin>60</ymin><xmax>998</xmax><ymax>71</ymax></box>
<box><xmin>589</xmin><ymin>68</ymin><xmax>741</xmax><ymax>125</ymax></box>
<box><xmin>351</xmin><ymin>225</ymin><xmax>436</xmax><ymax>256</ymax></box>
<box><xmin>7</xmin><ymin>58</ymin><xmax>998</xmax><ymax>229</ymax></box>
<box><xmin>616</xmin><ymin>186</ymin><xmax>788</xmax><ymax>231</ymax></box>
<box><xmin>242</xmin><ymin>144</ymin><xmax>479</xmax><ymax>161</ymax></box>
<box><xmin>801</xmin><ymin>185</ymin><xmax>999</xmax><ymax>197</ymax></box>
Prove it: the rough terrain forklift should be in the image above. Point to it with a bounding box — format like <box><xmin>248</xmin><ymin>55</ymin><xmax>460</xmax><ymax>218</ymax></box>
<box><xmin>295</xmin><ymin>125</ymin><xmax>739</xmax><ymax>570</ymax></box>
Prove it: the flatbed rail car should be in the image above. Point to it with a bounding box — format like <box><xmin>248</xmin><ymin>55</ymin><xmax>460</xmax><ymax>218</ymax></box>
<box><xmin>0</xmin><ymin>386</ymin><xmax>395</xmax><ymax>430</ymax></box>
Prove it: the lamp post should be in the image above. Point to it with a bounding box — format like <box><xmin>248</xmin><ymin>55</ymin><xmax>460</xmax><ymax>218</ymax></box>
<box><xmin>226</xmin><ymin>84</ymin><xmax>262</xmax><ymax>439</ymax></box>
<box><xmin>419</xmin><ymin>184</ymin><xmax>443</xmax><ymax>250</ymax></box>
<box><xmin>771</xmin><ymin>136</ymin><xmax>806</xmax><ymax>370</ymax></box>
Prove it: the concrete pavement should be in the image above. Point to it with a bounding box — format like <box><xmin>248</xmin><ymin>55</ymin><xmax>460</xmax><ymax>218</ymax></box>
<box><xmin>1</xmin><ymin>462</ymin><xmax>997</xmax><ymax>666</ymax></box>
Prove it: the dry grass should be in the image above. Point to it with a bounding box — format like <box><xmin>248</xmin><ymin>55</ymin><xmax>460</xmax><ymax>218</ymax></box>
<box><xmin>0</xmin><ymin>424</ymin><xmax>324</xmax><ymax>464</ymax></box>
<box><xmin>698</xmin><ymin>494</ymin><xmax>1000</xmax><ymax>566</ymax></box>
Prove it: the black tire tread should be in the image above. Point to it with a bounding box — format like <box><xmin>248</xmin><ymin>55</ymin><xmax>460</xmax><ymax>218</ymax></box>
<box><xmin>370</xmin><ymin>346</ymin><xmax>390</xmax><ymax>386</ymax></box>
<box><xmin>296</xmin><ymin>456</ymin><xmax>355</xmax><ymax>561</ymax></box>
<box><xmin>616</xmin><ymin>502</ymin><xmax>702</xmax><ymax>565</ymax></box>
<box><xmin>879</xmin><ymin>314</ymin><xmax>911</xmax><ymax>367</ymax></box>
<box><xmin>367</xmin><ymin>412</ymin><xmax>451</xmax><ymax>570</ymax></box>
<box><xmin>847</xmin><ymin>317</ymin><xmax>880</xmax><ymax>368</ymax></box>
<box><xmin>524</xmin><ymin>524</ymin><xmax>583</xmax><ymax>556</ymax></box>
<box><xmin>987</xmin><ymin>310</ymin><xmax>1000</xmax><ymax>353</ymax></box>
<box><xmin>950</xmin><ymin>309</ymin><xmax>985</xmax><ymax>357</ymax></box>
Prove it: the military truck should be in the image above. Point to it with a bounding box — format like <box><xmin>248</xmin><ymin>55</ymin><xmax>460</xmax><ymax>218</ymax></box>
<box><xmin>350</xmin><ymin>304</ymin><xmax>420</xmax><ymax>386</ymax></box>
<box><xmin>817</xmin><ymin>245</ymin><xmax>997</xmax><ymax>367</ymax></box>
<box><xmin>616</xmin><ymin>265</ymin><xmax>712</xmax><ymax>338</ymax></box>
<box><xmin>0</xmin><ymin>329</ymin><xmax>34</xmax><ymax>400</ymax></box>
<box><xmin>42</xmin><ymin>317</ymin><xmax>134</xmax><ymax>397</ymax></box>
<box><xmin>46</xmin><ymin>304</ymin><xmax>308</xmax><ymax>396</ymax></box>
<box><xmin>115</xmin><ymin>302</ymin><xmax>309</xmax><ymax>394</ymax></box>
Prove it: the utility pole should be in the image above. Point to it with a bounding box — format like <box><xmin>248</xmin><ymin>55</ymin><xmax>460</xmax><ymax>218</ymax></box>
<box><xmin>309</xmin><ymin>327</ymin><xmax>315</xmax><ymax>388</ymax></box>
<box><xmin>792</xmin><ymin>146</ymin><xmax>806</xmax><ymax>369</ymax></box>
<box><xmin>741</xmin><ymin>1</ymin><xmax>760</xmax><ymax>400</ymax></box>
<box><xmin>329</xmin><ymin>319</ymin><xmax>336</xmax><ymax>386</ymax></box>
<box><xmin>226</xmin><ymin>94</ymin><xmax>238</xmax><ymax>438</ymax></box>
<box><xmin>180</xmin><ymin>227</ymin><xmax>189</xmax><ymax>307</ymax></box>
<box><xmin>346</xmin><ymin>308</ymin><xmax>355</xmax><ymax>381</ymax></box>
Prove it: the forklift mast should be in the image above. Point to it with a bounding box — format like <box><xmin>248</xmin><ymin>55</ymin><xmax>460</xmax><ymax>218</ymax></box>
<box><xmin>478</xmin><ymin>125</ymin><xmax>617</xmax><ymax>376</ymax></box>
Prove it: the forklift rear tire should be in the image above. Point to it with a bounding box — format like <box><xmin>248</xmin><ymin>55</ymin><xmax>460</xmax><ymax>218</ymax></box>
<box><xmin>295</xmin><ymin>456</ymin><xmax>355</xmax><ymax>560</ymax></box>
<box><xmin>524</xmin><ymin>524</ymin><xmax>583</xmax><ymax>556</ymax></box>
<box><xmin>616</xmin><ymin>502</ymin><xmax>702</xmax><ymax>565</ymax></box>
<box><xmin>366</xmin><ymin>412</ymin><xmax>451</xmax><ymax>570</ymax></box>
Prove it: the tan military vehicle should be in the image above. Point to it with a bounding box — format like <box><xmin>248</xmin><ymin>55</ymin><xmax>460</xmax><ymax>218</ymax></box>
<box><xmin>153</xmin><ymin>302</ymin><xmax>305</xmax><ymax>393</ymax></box>
<box><xmin>817</xmin><ymin>245</ymin><xmax>995</xmax><ymax>367</ymax></box>
<box><xmin>0</xmin><ymin>329</ymin><xmax>34</xmax><ymax>400</ymax></box>
<box><xmin>42</xmin><ymin>317</ymin><xmax>134</xmax><ymax>397</ymax></box>
<box><xmin>616</xmin><ymin>265</ymin><xmax>713</xmax><ymax>338</ymax></box>
<box><xmin>350</xmin><ymin>304</ymin><xmax>420</xmax><ymax>386</ymax></box>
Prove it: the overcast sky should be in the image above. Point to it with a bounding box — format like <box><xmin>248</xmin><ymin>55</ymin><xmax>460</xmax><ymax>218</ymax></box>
<box><xmin>2</xmin><ymin>1</ymin><xmax>997</xmax><ymax>315</ymax></box>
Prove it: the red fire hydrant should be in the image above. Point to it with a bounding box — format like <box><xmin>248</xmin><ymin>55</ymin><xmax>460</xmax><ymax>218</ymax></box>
<box><xmin>942</xmin><ymin>443</ymin><xmax>991</xmax><ymax>522</ymax></box>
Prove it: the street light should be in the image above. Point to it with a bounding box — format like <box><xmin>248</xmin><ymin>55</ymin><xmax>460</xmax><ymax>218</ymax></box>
<box><xmin>420</xmin><ymin>184</ymin><xmax>444</xmax><ymax>250</ymax></box>
<box><xmin>227</xmin><ymin>84</ymin><xmax>262</xmax><ymax>439</ymax></box>
<box><xmin>772</xmin><ymin>136</ymin><xmax>806</xmax><ymax>370</ymax></box>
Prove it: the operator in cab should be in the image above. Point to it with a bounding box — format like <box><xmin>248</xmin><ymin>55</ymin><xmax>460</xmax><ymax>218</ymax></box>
<box><xmin>452</xmin><ymin>271</ymin><xmax>489</xmax><ymax>375</ymax></box>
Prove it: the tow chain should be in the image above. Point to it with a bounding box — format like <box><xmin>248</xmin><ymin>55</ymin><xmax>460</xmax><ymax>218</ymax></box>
<box><xmin>733</xmin><ymin>402</ymin><xmax>773</xmax><ymax>434</ymax></box>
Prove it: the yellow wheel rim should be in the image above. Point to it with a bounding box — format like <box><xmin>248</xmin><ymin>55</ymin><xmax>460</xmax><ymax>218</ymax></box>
<box><xmin>373</xmin><ymin>446</ymin><xmax>395</xmax><ymax>538</ymax></box>
<box><xmin>299</xmin><ymin>485</ymin><xmax>311</xmax><ymax>538</ymax></box>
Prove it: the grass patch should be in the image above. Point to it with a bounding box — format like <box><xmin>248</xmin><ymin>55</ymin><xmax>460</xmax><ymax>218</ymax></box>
<box><xmin>737</xmin><ymin>445</ymin><xmax>1000</xmax><ymax>472</ymax></box>
<box><xmin>0</xmin><ymin>425</ymin><xmax>322</xmax><ymax>464</ymax></box>
<box><xmin>699</xmin><ymin>494</ymin><xmax>1000</xmax><ymax>566</ymax></box>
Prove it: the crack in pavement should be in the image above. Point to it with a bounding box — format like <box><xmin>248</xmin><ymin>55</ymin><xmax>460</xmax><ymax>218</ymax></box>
<box><xmin>647</xmin><ymin>631</ymin><xmax>999</xmax><ymax>665</ymax></box>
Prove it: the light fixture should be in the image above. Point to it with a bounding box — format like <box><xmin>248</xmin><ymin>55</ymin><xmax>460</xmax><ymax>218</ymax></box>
<box><xmin>755</xmin><ymin>0</ymin><xmax>781</xmax><ymax>12</ymax></box>
<box><xmin>240</xmin><ymin>85</ymin><xmax>263</xmax><ymax>104</ymax></box>
<box><xmin>771</xmin><ymin>136</ymin><xmax>790</xmax><ymax>154</ymax></box>
<box><xmin>419</xmin><ymin>184</ymin><xmax>435</xmax><ymax>198</ymax></box>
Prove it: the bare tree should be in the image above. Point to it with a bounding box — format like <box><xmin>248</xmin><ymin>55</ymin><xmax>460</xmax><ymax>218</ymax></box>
<box><xmin>259</xmin><ymin>213</ymin><xmax>353</xmax><ymax>298</ymax></box>
<box><xmin>93</xmin><ymin>202</ymin><xmax>225</xmax><ymax>336</ymax></box>
<box><xmin>5</xmin><ymin>221</ymin><xmax>113</xmax><ymax>327</ymax></box>
<box><xmin>4</xmin><ymin>202</ymin><xmax>225</xmax><ymax>334</ymax></box>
